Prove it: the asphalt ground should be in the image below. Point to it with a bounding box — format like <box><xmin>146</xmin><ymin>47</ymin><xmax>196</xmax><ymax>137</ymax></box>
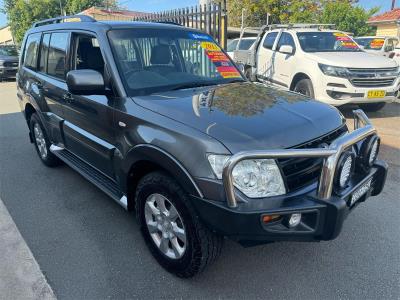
<box><xmin>0</xmin><ymin>81</ymin><xmax>399</xmax><ymax>299</ymax></box>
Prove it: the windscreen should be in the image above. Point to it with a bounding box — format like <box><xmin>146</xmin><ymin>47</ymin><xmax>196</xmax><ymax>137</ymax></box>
<box><xmin>0</xmin><ymin>46</ymin><xmax>18</xmax><ymax>56</ymax></box>
<box><xmin>355</xmin><ymin>38</ymin><xmax>384</xmax><ymax>50</ymax></box>
<box><xmin>108</xmin><ymin>28</ymin><xmax>244</xmax><ymax>96</ymax></box>
<box><xmin>297</xmin><ymin>32</ymin><xmax>361</xmax><ymax>52</ymax></box>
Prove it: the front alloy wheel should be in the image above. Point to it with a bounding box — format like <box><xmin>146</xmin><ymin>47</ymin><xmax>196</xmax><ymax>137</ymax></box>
<box><xmin>144</xmin><ymin>193</ymin><xmax>187</xmax><ymax>259</ymax></box>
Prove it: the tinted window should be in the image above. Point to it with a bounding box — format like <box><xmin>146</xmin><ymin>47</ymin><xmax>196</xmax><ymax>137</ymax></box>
<box><xmin>39</xmin><ymin>34</ymin><xmax>51</xmax><ymax>73</ymax></box>
<box><xmin>262</xmin><ymin>32</ymin><xmax>278</xmax><ymax>50</ymax></box>
<box><xmin>108</xmin><ymin>29</ymin><xmax>244</xmax><ymax>96</ymax></box>
<box><xmin>297</xmin><ymin>32</ymin><xmax>361</xmax><ymax>52</ymax></box>
<box><xmin>238</xmin><ymin>38</ymin><xmax>256</xmax><ymax>50</ymax></box>
<box><xmin>47</xmin><ymin>32</ymin><xmax>69</xmax><ymax>79</ymax></box>
<box><xmin>227</xmin><ymin>40</ymin><xmax>238</xmax><ymax>52</ymax></box>
<box><xmin>277</xmin><ymin>32</ymin><xmax>295</xmax><ymax>51</ymax></box>
<box><xmin>23</xmin><ymin>33</ymin><xmax>41</xmax><ymax>70</ymax></box>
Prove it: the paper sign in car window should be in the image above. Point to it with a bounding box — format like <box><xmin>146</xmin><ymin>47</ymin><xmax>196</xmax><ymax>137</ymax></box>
<box><xmin>341</xmin><ymin>41</ymin><xmax>358</xmax><ymax>48</ymax></box>
<box><xmin>333</xmin><ymin>32</ymin><xmax>347</xmax><ymax>37</ymax></box>
<box><xmin>200</xmin><ymin>41</ymin><xmax>241</xmax><ymax>78</ymax></box>
<box><xmin>370</xmin><ymin>39</ymin><xmax>384</xmax><ymax>49</ymax></box>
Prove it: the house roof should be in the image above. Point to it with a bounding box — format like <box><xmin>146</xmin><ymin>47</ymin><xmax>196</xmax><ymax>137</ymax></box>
<box><xmin>80</xmin><ymin>6</ymin><xmax>146</xmax><ymax>18</ymax></box>
<box><xmin>368</xmin><ymin>8</ymin><xmax>400</xmax><ymax>24</ymax></box>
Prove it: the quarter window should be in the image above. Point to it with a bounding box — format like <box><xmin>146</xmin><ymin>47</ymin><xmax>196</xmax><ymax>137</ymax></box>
<box><xmin>23</xmin><ymin>33</ymin><xmax>41</xmax><ymax>70</ymax></box>
<box><xmin>47</xmin><ymin>32</ymin><xmax>69</xmax><ymax>79</ymax></box>
<box><xmin>262</xmin><ymin>32</ymin><xmax>278</xmax><ymax>50</ymax></box>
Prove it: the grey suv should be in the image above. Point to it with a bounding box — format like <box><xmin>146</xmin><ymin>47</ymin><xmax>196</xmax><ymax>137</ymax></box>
<box><xmin>17</xmin><ymin>16</ymin><xmax>388</xmax><ymax>277</ymax></box>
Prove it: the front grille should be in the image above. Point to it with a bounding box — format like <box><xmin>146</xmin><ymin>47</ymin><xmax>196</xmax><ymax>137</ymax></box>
<box><xmin>347</xmin><ymin>67</ymin><xmax>397</xmax><ymax>88</ymax></box>
<box><xmin>279</xmin><ymin>125</ymin><xmax>348</xmax><ymax>192</ymax></box>
<box><xmin>3</xmin><ymin>61</ymin><xmax>18</xmax><ymax>68</ymax></box>
<box><xmin>351</xmin><ymin>78</ymin><xmax>395</xmax><ymax>87</ymax></box>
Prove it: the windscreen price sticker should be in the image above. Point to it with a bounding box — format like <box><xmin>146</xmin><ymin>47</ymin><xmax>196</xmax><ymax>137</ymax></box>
<box><xmin>200</xmin><ymin>41</ymin><xmax>241</xmax><ymax>78</ymax></box>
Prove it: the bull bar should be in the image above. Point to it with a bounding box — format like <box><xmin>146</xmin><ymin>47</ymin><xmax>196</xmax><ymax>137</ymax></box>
<box><xmin>222</xmin><ymin>109</ymin><xmax>376</xmax><ymax>208</ymax></box>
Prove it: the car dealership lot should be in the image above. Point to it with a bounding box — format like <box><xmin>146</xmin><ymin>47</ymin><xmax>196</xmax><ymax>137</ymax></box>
<box><xmin>0</xmin><ymin>81</ymin><xmax>399</xmax><ymax>299</ymax></box>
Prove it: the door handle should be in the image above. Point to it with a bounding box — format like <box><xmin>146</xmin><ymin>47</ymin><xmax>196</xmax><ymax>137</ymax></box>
<box><xmin>63</xmin><ymin>93</ymin><xmax>74</xmax><ymax>103</ymax></box>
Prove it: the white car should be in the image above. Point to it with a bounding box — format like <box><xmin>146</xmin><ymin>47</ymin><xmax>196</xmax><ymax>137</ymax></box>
<box><xmin>354</xmin><ymin>36</ymin><xmax>399</xmax><ymax>58</ymax></box>
<box><xmin>227</xmin><ymin>37</ymin><xmax>256</xmax><ymax>58</ymax></box>
<box><xmin>234</xmin><ymin>26</ymin><xmax>399</xmax><ymax>112</ymax></box>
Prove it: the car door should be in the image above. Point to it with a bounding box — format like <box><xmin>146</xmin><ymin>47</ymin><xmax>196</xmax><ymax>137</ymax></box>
<box><xmin>273</xmin><ymin>32</ymin><xmax>297</xmax><ymax>88</ymax></box>
<box><xmin>61</xmin><ymin>32</ymin><xmax>117</xmax><ymax>179</ymax></box>
<box><xmin>256</xmin><ymin>31</ymin><xmax>279</xmax><ymax>82</ymax></box>
<box><xmin>36</xmin><ymin>31</ymin><xmax>70</xmax><ymax>145</ymax></box>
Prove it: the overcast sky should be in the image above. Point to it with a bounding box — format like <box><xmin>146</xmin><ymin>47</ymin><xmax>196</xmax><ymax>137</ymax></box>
<box><xmin>0</xmin><ymin>0</ymin><xmax>396</xmax><ymax>28</ymax></box>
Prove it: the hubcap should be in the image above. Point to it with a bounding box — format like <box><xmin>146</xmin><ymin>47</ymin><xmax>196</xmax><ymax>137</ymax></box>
<box><xmin>144</xmin><ymin>193</ymin><xmax>186</xmax><ymax>259</ymax></box>
<box><xmin>33</xmin><ymin>123</ymin><xmax>47</xmax><ymax>159</ymax></box>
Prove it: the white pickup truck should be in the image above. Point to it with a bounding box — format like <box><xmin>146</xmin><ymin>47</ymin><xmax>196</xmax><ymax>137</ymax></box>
<box><xmin>233</xmin><ymin>24</ymin><xmax>400</xmax><ymax>112</ymax></box>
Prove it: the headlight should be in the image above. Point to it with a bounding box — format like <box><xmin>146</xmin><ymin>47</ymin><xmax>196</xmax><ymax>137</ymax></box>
<box><xmin>207</xmin><ymin>154</ymin><xmax>286</xmax><ymax>198</ymax></box>
<box><xmin>318</xmin><ymin>63</ymin><xmax>349</xmax><ymax>78</ymax></box>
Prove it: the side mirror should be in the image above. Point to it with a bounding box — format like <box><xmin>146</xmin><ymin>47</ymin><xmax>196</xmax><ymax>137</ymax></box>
<box><xmin>279</xmin><ymin>45</ymin><xmax>294</xmax><ymax>55</ymax></box>
<box><xmin>66</xmin><ymin>69</ymin><xmax>105</xmax><ymax>95</ymax></box>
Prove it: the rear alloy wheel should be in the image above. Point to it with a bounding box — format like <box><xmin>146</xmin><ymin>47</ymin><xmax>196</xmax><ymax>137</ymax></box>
<box><xmin>359</xmin><ymin>102</ymin><xmax>386</xmax><ymax>112</ymax></box>
<box><xmin>294</xmin><ymin>78</ymin><xmax>315</xmax><ymax>98</ymax></box>
<box><xmin>136</xmin><ymin>171</ymin><xmax>223</xmax><ymax>278</ymax></box>
<box><xmin>30</xmin><ymin>113</ymin><xmax>61</xmax><ymax>167</ymax></box>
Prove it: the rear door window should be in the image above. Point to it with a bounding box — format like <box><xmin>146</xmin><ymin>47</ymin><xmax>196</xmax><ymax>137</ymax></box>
<box><xmin>23</xmin><ymin>33</ymin><xmax>41</xmax><ymax>70</ymax></box>
<box><xmin>262</xmin><ymin>32</ymin><xmax>278</xmax><ymax>50</ymax></box>
<box><xmin>47</xmin><ymin>32</ymin><xmax>70</xmax><ymax>80</ymax></box>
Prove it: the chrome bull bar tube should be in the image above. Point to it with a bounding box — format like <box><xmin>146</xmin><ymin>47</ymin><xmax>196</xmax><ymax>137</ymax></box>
<box><xmin>222</xmin><ymin>110</ymin><xmax>377</xmax><ymax>208</ymax></box>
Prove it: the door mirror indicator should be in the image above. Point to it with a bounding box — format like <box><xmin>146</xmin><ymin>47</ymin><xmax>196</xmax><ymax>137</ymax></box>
<box><xmin>279</xmin><ymin>45</ymin><xmax>294</xmax><ymax>55</ymax></box>
<box><xmin>66</xmin><ymin>69</ymin><xmax>105</xmax><ymax>95</ymax></box>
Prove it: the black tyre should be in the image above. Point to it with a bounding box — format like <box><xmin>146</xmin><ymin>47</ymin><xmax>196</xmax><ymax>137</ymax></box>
<box><xmin>244</xmin><ymin>67</ymin><xmax>252</xmax><ymax>80</ymax></box>
<box><xmin>135</xmin><ymin>171</ymin><xmax>223</xmax><ymax>278</ymax></box>
<box><xmin>29</xmin><ymin>113</ymin><xmax>61</xmax><ymax>167</ymax></box>
<box><xmin>359</xmin><ymin>102</ymin><xmax>386</xmax><ymax>112</ymax></box>
<box><xmin>294</xmin><ymin>78</ymin><xmax>315</xmax><ymax>98</ymax></box>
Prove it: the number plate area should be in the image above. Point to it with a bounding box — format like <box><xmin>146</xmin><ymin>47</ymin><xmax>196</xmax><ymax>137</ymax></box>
<box><xmin>367</xmin><ymin>90</ymin><xmax>386</xmax><ymax>99</ymax></box>
<box><xmin>349</xmin><ymin>178</ymin><xmax>373</xmax><ymax>207</ymax></box>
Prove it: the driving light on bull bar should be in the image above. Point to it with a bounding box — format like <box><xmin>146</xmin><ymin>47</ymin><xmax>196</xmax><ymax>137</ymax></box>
<box><xmin>359</xmin><ymin>135</ymin><xmax>380</xmax><ymax>171</ymax></box>
<box><xmin>207</xmin><ymin>155</ymin><xmax>286</xmax><ymax>198</ymax></box>
<box><xmin>335</xmin><ymin>152</ymin><xmax>355</xmax><ymax>189</ymax></box>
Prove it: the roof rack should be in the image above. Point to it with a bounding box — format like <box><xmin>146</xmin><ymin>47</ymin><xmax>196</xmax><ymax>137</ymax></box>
<box><xmin>263</xmin><ymin>23</ymin><xmax>336</xmax><ymax>31</ymax></box>
<box><xmin>33</xmin><ymin>15</ymin><xmax>96</xmax><ymax>28</ymax></box>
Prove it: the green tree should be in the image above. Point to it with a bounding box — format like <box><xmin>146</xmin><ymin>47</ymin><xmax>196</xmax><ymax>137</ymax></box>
<box><xmin>1</xmin><ymin>0</ymin><xmax>119</xmax><ymax>44</ymax></box>
<box><xmin>319</xmin><ymin>1</ymin><xmax>379</xmax><ymax>36</ymax></box>
<box><xmin>227</xmin><ymin>0</ymin><xmax>378</xmax><ymax>36</ymax></box>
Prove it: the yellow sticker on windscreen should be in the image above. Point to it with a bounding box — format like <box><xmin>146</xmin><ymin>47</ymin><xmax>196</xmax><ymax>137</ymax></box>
<box><xmin>200</xmin><ymin>41</ymin><xmax>221</xmax><ymax>51</ymax></box>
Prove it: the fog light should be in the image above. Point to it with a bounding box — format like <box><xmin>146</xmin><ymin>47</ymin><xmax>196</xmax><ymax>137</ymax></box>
<box><xmin>288</xmin><ymin>213</ymin><xmax>302</xmax><ymax>227</ymax></box>
<box><xmin>359</xmin><ymin>135</ymin><xmax>380</xmax><ymax>171</ymax></box>
<box><xmin>335</xmin><ymin>151</ymin><xmax>355</xmax><ymax>189</ymax></box>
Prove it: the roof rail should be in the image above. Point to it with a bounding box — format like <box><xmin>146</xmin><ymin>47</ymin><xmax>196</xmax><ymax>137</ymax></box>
<box><xmin>263</xmin><ymin>23</ymin><xmax>336</xmax><ymax>31</ymax></box>
<box><xmin>32</xmin><ymin>15</ymin><xmax>96</xmax><ymax>28</ymax></box>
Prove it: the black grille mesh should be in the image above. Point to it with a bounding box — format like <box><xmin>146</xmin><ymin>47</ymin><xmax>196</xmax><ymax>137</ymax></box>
<box><xmin>279</xmin><ymin>125</ymin><xmax>348</xmax><ymax>192</ymax></box>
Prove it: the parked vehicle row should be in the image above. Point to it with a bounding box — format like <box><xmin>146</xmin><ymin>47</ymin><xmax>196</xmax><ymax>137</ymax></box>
<box><xmin>233</xmin><ymin>24</ymin><xmax>400</xmax><ymax>112</ymax></box>
<box><xmin>17</xmin><ymin>16</ymin><xmax>387</xmax><ymax>277</ymax></box>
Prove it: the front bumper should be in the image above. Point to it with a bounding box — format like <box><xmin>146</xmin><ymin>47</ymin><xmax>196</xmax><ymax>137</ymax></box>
<box><xmin>191</xmin><ymin>110</ymin><xmax>388</xmax><ymax>246</ymax></box>
<box><xmin>0</xmin><ymin>67</ymin><xmax>18</xmax><ymax>79</ymax></box>
<box><xmin>314</xmin><ymin>74</ymin><xmax>400</xmax><ymax>106</ymax></box>
<box><xmin>191</xmin><ymin>160</ymin><xmax>387</xmax><ymax>246</ymax></box>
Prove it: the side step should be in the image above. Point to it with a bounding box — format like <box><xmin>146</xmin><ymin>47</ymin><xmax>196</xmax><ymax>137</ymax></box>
<box><xmin>50</xmin><ymin>145</ymin><xmax>128</xmax><ymax>209</ymax></box>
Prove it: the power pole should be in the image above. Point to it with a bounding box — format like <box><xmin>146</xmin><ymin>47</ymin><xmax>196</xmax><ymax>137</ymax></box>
<box><xmin>392</xmin><ymin>0</ymin><xmax>396</xmax><ymax>10</ymax></box>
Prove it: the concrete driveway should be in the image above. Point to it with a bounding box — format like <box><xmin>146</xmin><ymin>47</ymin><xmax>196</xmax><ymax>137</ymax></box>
<box><xmin>0</xmin><ymin>81</ymin><xmax>399</xmax><ymax>299</ymax></box>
